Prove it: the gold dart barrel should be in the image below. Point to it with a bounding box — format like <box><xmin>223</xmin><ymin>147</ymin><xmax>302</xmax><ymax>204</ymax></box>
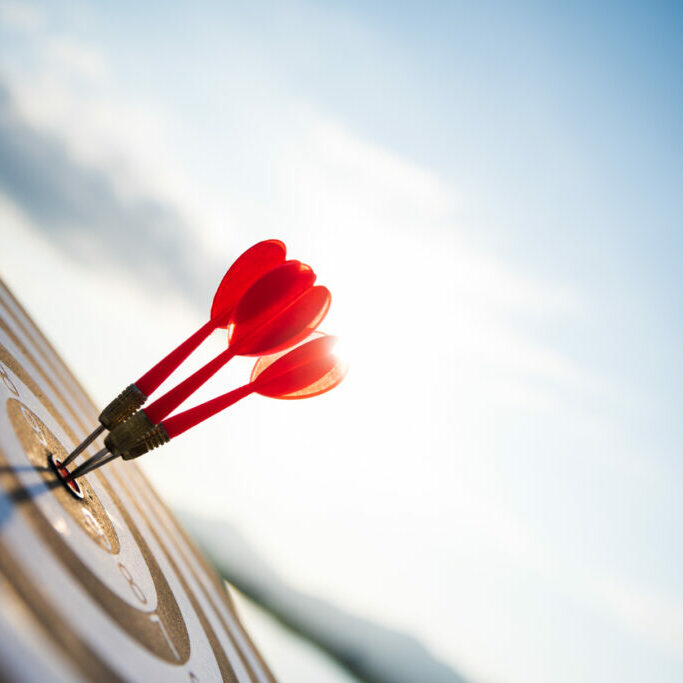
<box><xmin>63</xmin><ymin>384</ymin><xmax>148</xmax><ymax>467</ymax></box>
<box><xmin>99</xmin><ymin>383</ymin><xmax>147</xmax><ymax>429</ymax></box>
<box><xmin>70</xmin><ymin>421</ymin><xmax>170</xmax><ymax>479</ymax></box>
<box><xmin>104</xmin><ymin>410</ymin><xmax>156</xmax><ymax>455</ymax></box>
<box><xmin>121</xmin><ymin>424</ymin><xmax>170</xmax><ymax>460</ymax></box>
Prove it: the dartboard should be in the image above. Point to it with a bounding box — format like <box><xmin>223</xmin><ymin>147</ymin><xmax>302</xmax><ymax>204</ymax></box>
<box><xmin>0</xmin><ymin>278</ymin><xmax>274</xmax><ymax>682</ymax></box>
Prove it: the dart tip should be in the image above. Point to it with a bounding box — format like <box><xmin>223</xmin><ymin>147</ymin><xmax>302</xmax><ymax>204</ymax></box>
<box><xmin>62</xmin><ymin>424</ymin><xmax>106</xmax><ymax>467</ymax></box>
<box><xmin>48</xmin><ymin>454</ymin><xmax>84</xmax><ymax>499</ymax></box>
<box><xmin>66</xmin><ymin>446</ymin><xmax>115</xmax><ymax>480</ymax></box>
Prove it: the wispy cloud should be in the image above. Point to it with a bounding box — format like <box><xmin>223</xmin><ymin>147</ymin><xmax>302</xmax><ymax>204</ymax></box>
<box><xmin>0</xmin><ymin>2</ymin><xmax>229</xmax><ymax>303</ymax></box>
<box><xmin>0</xmin><ymin>0</ymin><xmax>43</xmax><ymax>33</ymax></box>
<box><xmin>0</xmin><ymin>82</ymin><xmax>213</xmax><ymax>302</ymax></box>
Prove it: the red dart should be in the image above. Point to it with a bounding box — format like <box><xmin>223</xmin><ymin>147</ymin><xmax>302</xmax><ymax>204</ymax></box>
<box><xmin>67</xmin><ymin>334</ymin><xmax>346</xmax><ymax>479</ymax></box>
<box><xmin>162</xmin><ymin>333</ymin><xmax>346</xmax><ymax>439</ymax></box>
<box><xmin>63</xmin><ymin>239</ymin><xmax>287</xmax><ymax>466</ymax></box>
<box><xmin>92</xmin><ymin>260</ymin><xmax>331</xmax><ymax>461</ymax></box>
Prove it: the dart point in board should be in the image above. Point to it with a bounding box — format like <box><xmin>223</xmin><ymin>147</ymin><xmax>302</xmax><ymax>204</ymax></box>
<box><xmin>48</xmin><ymin>454</ymin><xmax>85</xmax><ymax>499</ymax></box>
<box><xmin>64</xmin><ymin>239</ymin><xmax>347</xmax><ymax>482</ymax></box>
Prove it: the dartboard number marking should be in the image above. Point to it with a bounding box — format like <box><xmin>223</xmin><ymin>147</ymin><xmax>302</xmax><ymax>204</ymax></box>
<box><xmin>0</xmin><ymin>361</ymin><xmax>19</xmax><ymax>396</ymax></box>
<box><xmin>19</xmin><ymin>403</ymin><xmax>48</xmax><ymax>448</ymax></box>
<box><xmin>117</xmin><ymin>560</ymin><xmax>186</xmax><ymax>662</ymax></box>
<box><xmin>82</xmin><ymin>507</ymin><xmax>113</xmax><ymax>552</ymax></box>
<box><xmin>117</xmin><ymin>561</ymin><xmax>148</xmax><ymax>605</ymax></box>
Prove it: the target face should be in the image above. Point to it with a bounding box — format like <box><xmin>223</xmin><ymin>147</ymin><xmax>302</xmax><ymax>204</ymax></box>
<box><xmin>0</xmin><ymin>279</ymin><xmax>274</xmax><ymax>682</ymax></box>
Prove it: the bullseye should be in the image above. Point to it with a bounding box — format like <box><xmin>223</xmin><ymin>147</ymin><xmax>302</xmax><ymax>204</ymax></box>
<box><xmin>49</xmin><ymin>453</ymin><xmax>84</xmax><ymax>499</ymax></box>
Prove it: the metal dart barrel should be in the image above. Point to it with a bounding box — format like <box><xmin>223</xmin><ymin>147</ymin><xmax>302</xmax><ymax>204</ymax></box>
<box><xmin>62</xmin><ymin>383</ymin><xmax>147</xmax><ymax>466</ymax></box>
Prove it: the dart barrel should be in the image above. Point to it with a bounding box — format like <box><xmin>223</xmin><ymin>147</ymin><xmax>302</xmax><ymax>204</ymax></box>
<box><xmin>123</xmin><ymin>423</ymin><xmax>170</xmax><ymax>459</ymax></box>
<box><xmin>98</xmin><ymin>382</ymin><xmax>147</xmax><ymax>428</ymax></box>
<box><xmin>105</xmin><ymin>410</ymin><xmax>171</xmax><ymax>460</ymax></box>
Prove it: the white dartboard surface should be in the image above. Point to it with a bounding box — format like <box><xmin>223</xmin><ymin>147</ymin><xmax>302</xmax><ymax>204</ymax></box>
<box><xmin>0</xmin><ymin>277</ymin><xmax>275</xmax><ymax>683</ymax></box>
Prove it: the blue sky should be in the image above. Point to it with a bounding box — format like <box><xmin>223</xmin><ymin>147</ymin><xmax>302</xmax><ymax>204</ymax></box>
<box><xmin>0</xmin><ymin>1</ymin><xmax>682</xmax><ymax>682</ymax></box>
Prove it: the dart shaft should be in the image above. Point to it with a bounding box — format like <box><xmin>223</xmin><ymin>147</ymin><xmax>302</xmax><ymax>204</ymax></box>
<box><xmin>162</xmin><ymin>383</ymin><xmax>254</xmax><ymax>438</ymax></box>
<box><xmin>135</xmin><ymin>318</ymin><xmax>217</xmax><ymax>396</ymax></box>
<box><xmin>144</xmin><ymin>347</ymin><xmax>236</xmax><ymax>423</ymax></box>
<box><xmin>67</xmin><ymin>446</ymin><xmax>111</xmax><ymax>480</ymax></box>
<box><xmin>62</xmin><ymin>424</ymin><xmax>105</xmax><ymax>467</ymax></box>
<box><xmin>70</xmin><ymin>451</ymin><xmax>121</xmax><ymax>479</ymax></box>
<box><xmin>85</xmin><ymin>451</ymin><xmax>121</xmax><ymax>475</ymax></box>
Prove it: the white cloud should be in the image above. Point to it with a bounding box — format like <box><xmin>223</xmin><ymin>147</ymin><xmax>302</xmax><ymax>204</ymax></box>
<box><xmin>0</xmin><ymin>0</ymin><xmax>44</xmax><ymax>33</ymax></box>
<box><xmin>45</xmin><ymin>35</ymin><xmax>108</xmax><ymax>80</ymax></box>
<box><xmin>598</xmin><ymin>576</ymin><xmax>683</xmax><ymax>654</ymax></box>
